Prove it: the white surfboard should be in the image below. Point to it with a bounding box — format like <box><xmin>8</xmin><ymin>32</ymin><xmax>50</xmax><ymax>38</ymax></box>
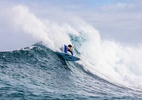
<box><xmin>56</xmin><ymin>52</ymin><xmax>80</xmax><ymax>61</ymax></box>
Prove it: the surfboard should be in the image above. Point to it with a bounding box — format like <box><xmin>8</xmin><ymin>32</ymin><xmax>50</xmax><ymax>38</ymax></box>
<box><xmin>56</xmin><ymin>52</ymin><xmax>80</xmax><ymax>61</ymax></box>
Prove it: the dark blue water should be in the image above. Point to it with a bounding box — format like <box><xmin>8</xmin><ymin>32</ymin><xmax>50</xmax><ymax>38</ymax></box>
<box><xmin>0</xmin><ymin>43</ymin><xmax>142</xmax><ymax>100</ymax></box>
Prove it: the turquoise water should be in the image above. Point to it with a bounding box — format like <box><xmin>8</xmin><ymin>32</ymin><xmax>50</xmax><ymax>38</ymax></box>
<box><xmin>0</xmin><ymin>44</ymin><xmax>142</xmax><ymax>100</ymax></box>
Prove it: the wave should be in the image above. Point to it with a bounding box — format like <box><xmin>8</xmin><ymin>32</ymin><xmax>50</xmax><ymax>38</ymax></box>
<box><xmin>1</xmin><ymin>5</ymin><xmax>142</xmax><ymax>92</ymax></box>
<box><xmin>0</xmin><ymin>43</ymin><xmax>142</xmax><ymax>99</ymax></box>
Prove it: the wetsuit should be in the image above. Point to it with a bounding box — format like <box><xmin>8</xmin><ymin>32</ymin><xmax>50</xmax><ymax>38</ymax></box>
<box><xmin>64</xmin><ymin>45</ymin><xmax>73</xmax><ymax>55</ymax></box>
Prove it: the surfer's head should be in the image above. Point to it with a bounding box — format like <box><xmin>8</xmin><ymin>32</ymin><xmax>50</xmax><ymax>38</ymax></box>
<box><xmin>68</xmin><ymin>44</ymin><xmax>72</xmax><ymax>51</ymax></box>
<box><xmin>68</xmin><ymin>44</ymin><xmax>72</xmax><ymax>48</ymax></box>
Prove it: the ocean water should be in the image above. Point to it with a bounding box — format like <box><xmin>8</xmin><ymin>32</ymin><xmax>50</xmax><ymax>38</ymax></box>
<box><xmin>0</xmin><ymin>43</ymin><xmax>142</xmax><ymax>100</ymax></box>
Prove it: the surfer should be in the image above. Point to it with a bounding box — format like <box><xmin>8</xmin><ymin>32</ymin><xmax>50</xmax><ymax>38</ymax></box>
<box><xmin>64</xmin><ymin>44</ymin><xmax>73</xmax><ymax>55</ymax></box>
<box><xmin>57</xmin><ymin>44</ymin><xmax>80</xmax><ymax>61</ymax></box>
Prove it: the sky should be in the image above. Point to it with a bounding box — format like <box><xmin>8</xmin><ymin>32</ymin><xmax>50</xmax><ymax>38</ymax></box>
<box><xmin>0</xmin><ymin>0</ymin><xmax>142</xmax><ymax>51</ymax></box>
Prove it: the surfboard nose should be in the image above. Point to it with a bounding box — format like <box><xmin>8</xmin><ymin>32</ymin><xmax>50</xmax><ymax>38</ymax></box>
<box><xmin>76</xmin><ymin>57</ymin><xmax>80</xmax><ymax>60</ymax></box>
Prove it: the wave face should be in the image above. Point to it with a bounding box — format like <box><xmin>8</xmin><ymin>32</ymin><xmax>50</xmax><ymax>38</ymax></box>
<box><xmin>0</xmin><ymin>43</ymin><xmax>142</xmax><ymax>99</ymax></box>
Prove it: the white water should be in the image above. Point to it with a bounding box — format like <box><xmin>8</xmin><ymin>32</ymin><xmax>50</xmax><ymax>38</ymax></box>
<box><xmin>1</xmin><ymin>5</ymin><xmax>142</xmax><ymax>90</ymax></box>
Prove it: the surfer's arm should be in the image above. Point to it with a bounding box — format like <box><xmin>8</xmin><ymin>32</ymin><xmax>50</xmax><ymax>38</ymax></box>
<box><xmin>64</xmin><ymin>45</ymin><xmax>68</xmax><ymax>53</ymax></box>
<box><xmin>70</xmin><ymin>51</ymin><xmax>73</xmax><ymax>55</ymax></box>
